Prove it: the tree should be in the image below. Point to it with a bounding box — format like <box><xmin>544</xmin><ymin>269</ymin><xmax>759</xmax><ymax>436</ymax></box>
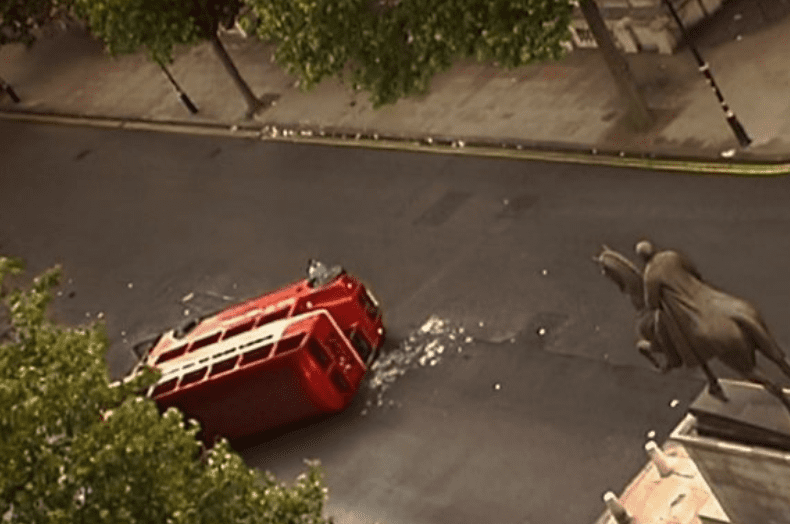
<box><xmin>577</xmin><ymin>0</ymin><xmax>653</xmax><ymax>129</ymax></box>
<box><xmin>0</xmin><ymin>256</ymin><xmax>332</xmax><ymax>523</ymax></box>
<box><xmin>1</xmin><ymin>0</ymin><xmax>73</xmax><ymax>103</ymax></box>
<box><xmin>0</xmin><ymin>0</ymin><xmax>71</xmax><ymax>47</ymax></box>
<box><xmin>73</xmin><ymin>0</ymin><xmax>267</xmax><ymax>117</ymax></box>
<box><xmin>245</xmin><ymin>0</ymin><xmax>575</xmax><ymax>107</ymax></box>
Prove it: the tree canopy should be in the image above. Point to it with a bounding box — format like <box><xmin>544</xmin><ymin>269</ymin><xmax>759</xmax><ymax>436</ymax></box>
<box><xmin>71</xmin><ymin>0</ymin><xmax>203</xmax><ymax>64</ymax></box>
<box><xmin>0</xmin><ymin>0</ymin><xmax>71</xmax><ymax>47</ymax></box>
<box><xmin>245</xmin><ymin>0</ymin><xmax>574</xmax><ymax>107</ymax></box>
<box><xmin>0</xmin><ymin>256</ymin><xmax>331</xmax><ymax>524</ymax></box>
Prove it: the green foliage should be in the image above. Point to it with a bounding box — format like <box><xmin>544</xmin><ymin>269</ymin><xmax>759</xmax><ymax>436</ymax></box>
<box><xmin>0</xmin><ymin>256</ymin><xmax>332</xmax><ymax>524</ymax></box>
<box><xmin>246</xmin><ymin>0</ymin><xmax>574</xmax><ymax>107</ymax></box>
<box><xmin>0</xmin><ymin>0</ymin><xmax>72</xmax><ymax>47</ymax></box>
<box><xmin>72</xmin><ymin>0</ymin><xmax>202</xmax><ymax>64</ymax></box>
<box><xmin>73</xmin><ymin>0</ymin><xmax>244</xmax><ymax>64</ymax></box>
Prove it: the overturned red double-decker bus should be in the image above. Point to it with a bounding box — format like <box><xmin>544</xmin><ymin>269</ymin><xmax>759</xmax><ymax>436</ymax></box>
<box><xmin>129</xmin><ymin>262</ymin><xmax>384</xmax><ymax>442</ymax></box>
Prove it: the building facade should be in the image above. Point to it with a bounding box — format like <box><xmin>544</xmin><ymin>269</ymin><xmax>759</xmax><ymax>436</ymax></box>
<box><xmin>569</xmin><ymin>0</ymin><xmax>725</xmax><ymax>53</ymax></box>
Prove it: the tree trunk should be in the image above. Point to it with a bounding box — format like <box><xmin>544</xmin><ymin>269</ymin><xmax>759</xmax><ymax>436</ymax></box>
<box><xmin>0</xmin><ymin>75</ymin><xmax>21</xmax><ymax>103</ymax></box>
<box><xmin>208</xmin><ymin>32</ymin><xmax>263</xmax><ymax>118</ymax></box>
<box><xmin>578</xmin><ymin>0</ymin><xmax>653</xmax><ymax>130</ymax></box>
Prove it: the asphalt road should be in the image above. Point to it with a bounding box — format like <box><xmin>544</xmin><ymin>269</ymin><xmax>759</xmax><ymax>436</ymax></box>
<box><xmin>3</xmin><ymin>121</ymin><xmax>790</xmax><ymax>523</ymax></box>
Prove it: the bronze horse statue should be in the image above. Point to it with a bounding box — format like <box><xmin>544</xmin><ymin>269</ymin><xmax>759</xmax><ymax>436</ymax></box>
<box><xmin>595</xmin><ymin>241</ymin><xmax>790</xmax><ymax>414</ymax></box>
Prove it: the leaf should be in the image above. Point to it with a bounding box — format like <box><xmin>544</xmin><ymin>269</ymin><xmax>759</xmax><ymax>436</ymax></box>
<box><xmin>1</xmin><ymin>257</ymin><xmax>332</xmax><ymax>523</ymax></box>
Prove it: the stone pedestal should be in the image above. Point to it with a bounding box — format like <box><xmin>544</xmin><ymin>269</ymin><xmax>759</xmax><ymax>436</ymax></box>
<box><xmin>669</xmin><ymin>379</ymin><xmax>790</xmax><ymax>524</ymax></box>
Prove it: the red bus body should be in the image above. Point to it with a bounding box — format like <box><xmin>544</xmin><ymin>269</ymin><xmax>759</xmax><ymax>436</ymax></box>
<box><xmin>133</xmin><ymin>269</ymin><xmax>384</xmax><ymax>442</ymax></box>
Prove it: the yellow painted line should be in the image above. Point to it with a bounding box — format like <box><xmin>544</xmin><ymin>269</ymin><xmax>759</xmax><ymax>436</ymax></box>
<box><xmin>2</xmin><ymin>110</ymin><xmax>788</xmax><ymax>176</ymax></box>
<box><xmin>264</xmin><ymin>134</ymin><xmax>790</xmax><ymax>176</ymax></box>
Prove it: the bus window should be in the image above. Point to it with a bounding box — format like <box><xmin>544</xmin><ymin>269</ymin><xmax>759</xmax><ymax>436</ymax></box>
<box><xmin>274</xmin><ymin>334</ymin><xmax>305</xmax><ymax>356</ymax></box>
<box><xmin>348</xmin><ymin>329</ymin><xmax>372</xmax><ymax>363</ymax></box>
<box><xmin>152</xmin><ymin>378</ymin><xmax>178</xmax><ymax>396</ymax></box>
<box><xmin>256</xmin><ymin>308</ymin><xmax>290</xmax><ymax>327</ymax></box>
<box><xmin>189</xmin><ymin>332</ymin><xmax>221</xmax><ymax>352</ymax></box>
<box><xmin>156</xmin><ymin>345</ymin><xmax>187</xmax><ymax>364</ymax></box>
<box><xmin>358</xmin><ymin>289</ymin><xmax>379</xmax><ymax>320</ymax></box>
<box><xmin>180</xmin><ymin>367</ymin><xmax>208</xmax><ymax>386</ymax></box>
<box><xmin>308</xmin><ymin>339</ymin><xmax>331</xmax><ymax>369</ymax></box>
<box><xmin>330</xmin><ymin>370</ymin><xmax>350</xmax><ymax>393</ymax></box>
<box><xmin>240</xmin><ymin>343</ymin><xmax>273</xmax><ymax>365</ymax></box>
<box><xmin>209</xmin><ymin>355</ymin><xmax>238</xmax><ymax>376</ymax></box>
<box><xmin>223</xmin><ymin>319</ymin><xmax>256</xmax><ymax>340</ymax></box>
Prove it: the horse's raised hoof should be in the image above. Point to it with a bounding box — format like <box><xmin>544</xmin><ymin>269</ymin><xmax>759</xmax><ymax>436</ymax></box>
<box><xmin>708</xmin><ymin>383</ymin><xmax>729</xmax><ymax>402</ymax></box>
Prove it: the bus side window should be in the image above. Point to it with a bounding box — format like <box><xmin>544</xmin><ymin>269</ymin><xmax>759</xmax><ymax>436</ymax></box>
<box><xmin>308</xmin><ymin>339</ymin><xmax>331</xmax><ymax>369</ymax></box>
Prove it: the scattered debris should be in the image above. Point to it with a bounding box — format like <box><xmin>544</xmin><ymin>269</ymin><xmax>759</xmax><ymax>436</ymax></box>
<box><xmin>720</xmin><ymin>149</ymin><xmax>736</xmax><ymax>158</ymax></box>
<box><xmin>733</xmin><ymin>13</ymin><xmax>742</xmax><ymax>21</ymax></box>
<box><xmin>182</xmin><ymin>292</ymin><xmax>194</xmax><ymax>303</ymax></box>
<box><xmin>121</xmin><ymin>331</ymin><xmax>126</xmax><ymax>337</ymax></box>
<box><xmin>230</xmin><ymin>125</ymin><xmax>238</xmax><ymax>132</ymax></box>
<box><xmin>510</xmin><ymin>338</ymin><xmax>516</xmax><ymax>344</ymax></box>
<box><xmin>493</xmin><ymin>383</ymin><xmax>501</xmax><ymax>391</ymax></box>
<box><xmin>670</xmin><ymin>399</ymin><xmax>680</xmax><ymax>408</ymax></box>
<box><xmin>183</xmin><ymin>309</ymin><xmax>190</xmax><ymax>316</ymax></box>
<box><xmin>127</xmin><ymin>282</ymin><xmax>134</xmax><ymax>289</ymax></box>
<box><xmin>478</xmin><ymin>321</ymin><xmax>484</xmax><ymax>327</ymax></box>
<box><xmin>56</xmin><ymin>291</ymin><xmax>63</xmax><ymax>297</ymax></box>
<box><xmin>366</xmin><ymin>315</ymin><xmax>472</xmax><ymax>410</ymax></box>
<box><xmin>647</xmin><ymin>430</ymin><xmax>656</xmax><ymax>439</ymax></box>
<box><xmin>538</xmin><ymin>327</ymin><xmax>546</xmax><ymax>336</ymax></box>
<box><xmin>541</xmin><ymin>269</ymin><xmax>548</xmax><ymax>276</ymax></box>
<box><xmin>736</xmin><ymin>35</ymin><xmax>742</xmax><ymax>41</ymax></box>
<box><xmin>96</xmin><ymin>312</ymin><xmax>104</xmax><ymax>320</ymax></box>
<box><xmin>85</xmin><ymin>312</ymin><xmax>91</xmax><ymax>318</ymax></box>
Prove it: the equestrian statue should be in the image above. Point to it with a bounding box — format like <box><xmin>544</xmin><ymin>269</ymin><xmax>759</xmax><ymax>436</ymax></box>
<box><xmin>595</xmin><ymin>240</ymin><xmax>790</xmax><ymax>414</ymax></box>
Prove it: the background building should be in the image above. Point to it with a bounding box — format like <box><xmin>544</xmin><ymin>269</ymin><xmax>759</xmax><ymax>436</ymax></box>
<box><xmin>569</xmin><ymin>0</ymin><xmax>725</xmax><ymax>53</ymax></box>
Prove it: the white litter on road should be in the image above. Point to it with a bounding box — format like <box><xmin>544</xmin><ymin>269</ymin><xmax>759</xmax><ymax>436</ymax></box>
<box><xmin>182</xmin><ymin>292</ymin><xmax>195</xmax><ymax>303</ymax></box>
<box><xmin>366</xmin><ymin>315</ymin><xmax>473</xmax><ymax>412</ymax></box>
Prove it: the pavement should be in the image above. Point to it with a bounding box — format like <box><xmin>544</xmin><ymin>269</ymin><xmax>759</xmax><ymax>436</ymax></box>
<box><xmin>1</xmin><ymin>0</ymin><xmax>790</xmax><ymax>170</ymax></box>
<box><xmin>594</xmin><ymin>440</ymin><xmax>730</xmax><ymax>524</ymax></box>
